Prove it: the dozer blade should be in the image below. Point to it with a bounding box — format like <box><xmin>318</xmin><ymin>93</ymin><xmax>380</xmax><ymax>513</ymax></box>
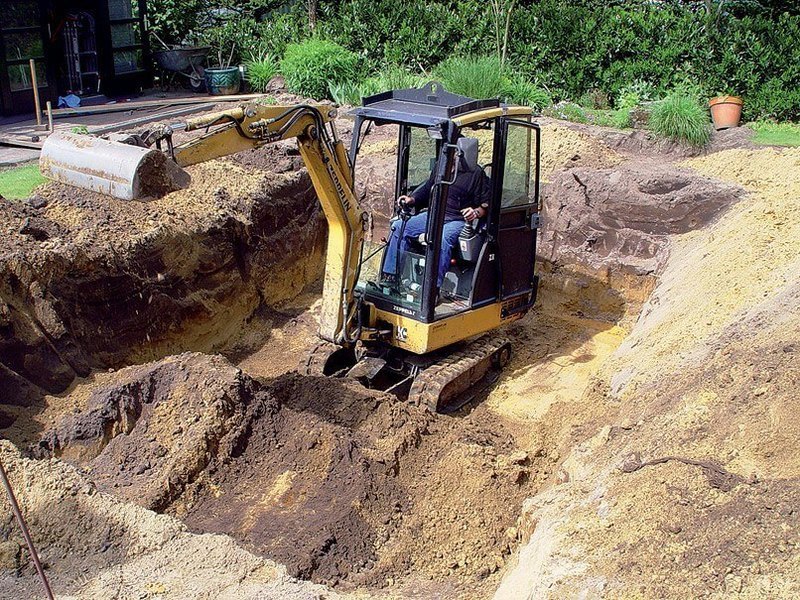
<box><xmin>40</xmin><ymin>132</ymin><xmax>190</xmax><ymax>201</ymax></box>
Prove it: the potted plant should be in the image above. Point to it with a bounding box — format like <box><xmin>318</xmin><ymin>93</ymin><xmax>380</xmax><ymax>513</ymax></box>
<box><xmin>204</xmin><ymin>36</ymin><xmax>241</xmax><ymax>96</ymax></box>
<box><xmin>708</xmin><ymin>94</ymin><xmax>743</xmax><ymax>130</ymax></box>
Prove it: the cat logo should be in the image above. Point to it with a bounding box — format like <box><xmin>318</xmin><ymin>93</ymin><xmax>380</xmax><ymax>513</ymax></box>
<box><xmin>396</xmin><ymin>326</ymin><xmax>408</xmax><ymax>342</ymax></box>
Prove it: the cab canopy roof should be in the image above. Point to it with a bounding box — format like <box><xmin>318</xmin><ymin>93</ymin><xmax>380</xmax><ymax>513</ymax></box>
<box><xmin>350</xmin><ymin>81</ymin><xmax>500</xmax><ymax>126</ymax></box>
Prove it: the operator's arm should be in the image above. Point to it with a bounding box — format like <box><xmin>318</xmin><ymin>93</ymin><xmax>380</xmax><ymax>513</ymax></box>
<box><xmin>461</xmin><ymin>170</ymin><xmax>491</xmax><ymax>222</ymax></box>
<box><xmin>410</xmin><ymin>175</ymin><xmax>433</xmax><ymax>208</ymax></box>
<box><xmin>397</xmin><ymin>172</ymin><xmax>434</xmax><ymax>210</ymax></box>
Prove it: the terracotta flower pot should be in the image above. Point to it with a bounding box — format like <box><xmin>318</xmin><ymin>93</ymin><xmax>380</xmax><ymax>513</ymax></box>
<box><xmin>709</xmin><ymin>95</ymin><xmax>743</xmax><ymax>130</ymax></box>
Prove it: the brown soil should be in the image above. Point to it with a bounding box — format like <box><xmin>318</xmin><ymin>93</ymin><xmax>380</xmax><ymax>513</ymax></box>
<box><xmin>3</xmin><ymin>108</ymin><xmax>798</xmax><ymax>600</ymax></box>
<box><xmin>33</xmin><ymin>352</ymin><xmax>541</xmax><ymax>596</ymax></box>
<box><xmin>0</xmin><ymin>149</ymin><xmax>325</xmax><ymax>412</ymax></box>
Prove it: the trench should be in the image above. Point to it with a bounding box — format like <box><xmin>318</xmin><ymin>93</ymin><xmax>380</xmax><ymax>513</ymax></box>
<box><xmin>6</xmin><ymin>259</ymin><xmax>653</xmax><ymax>598</ymax></box>
<box><xmin>0</xmin><ymin>121</ymin><xmax>746</xmax><ymax>598</ymax></box>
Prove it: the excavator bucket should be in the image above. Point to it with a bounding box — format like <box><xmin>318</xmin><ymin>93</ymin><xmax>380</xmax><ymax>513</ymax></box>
<box><xmin>40</xmin><ymin>132</ymin><xmax>190</xmax><ymax>201</ymax></box>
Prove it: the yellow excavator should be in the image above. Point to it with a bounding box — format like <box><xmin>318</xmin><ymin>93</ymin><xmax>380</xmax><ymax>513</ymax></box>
<box><xmin>39</xmin><ymin>83</ymin><xmax>541</xmax><ymax>411</ymax></box>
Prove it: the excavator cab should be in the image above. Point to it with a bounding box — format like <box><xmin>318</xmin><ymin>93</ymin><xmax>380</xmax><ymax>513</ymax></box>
<box><xmin>349</xmin><ymin>83</ymin><xmax>541</xmax><ymax>357</ymax></box>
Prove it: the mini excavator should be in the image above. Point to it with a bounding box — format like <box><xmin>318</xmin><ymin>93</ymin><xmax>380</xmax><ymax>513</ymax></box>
<box><xmin>39</xmin><ymin>83</ymin><xmax>541</xmax><ymax>412</ymax></box>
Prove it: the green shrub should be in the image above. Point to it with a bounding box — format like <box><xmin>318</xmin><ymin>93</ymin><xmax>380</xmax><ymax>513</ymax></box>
<box><xmin>182</xmin><ymin>1</ymin><xmax>800</xmax><ymax>121</ymax></box>
<box><xmin>544</xmin><ymin>101</ymin><xmax>588</xmax><ymax>124</ymax></box>
<box><xmin>245</xmin><ymin>50</ymin><xmax>278</xmax><ymax>93</ymax></box>
<box><xmin>616</xmin><ymin>80</ymin><xmax>655</xmax><ymax>110</ymax></box>
<box><xmin>329</xmin><ymin>66</ymin><xmax>425</xmax><ymax>106</ymax></box>
<box><xmin>371</xmin><ymin>65</ymin><xmax>426</xmax><ymax>91</ymax></box>
<box><xmin>649</xmin><ymin>92</ymin><xmax>711</xmax><ymax>146</ymax></box>
<box><xmin>578</xmin><ymin>88</ymin><xmax>610</xmax><ymax>110</ymax></box>
<box><xmin>501</xmin><ymin>77</ymin><xmax>552</xmax><ymax>111</ymax></box>
<box><xmin>281</xmin><ymin>39</ymin><xmax>362</xmax><ymax>100</ymax></box>
<box><xmin>433</xmin><ymin>55</ymin><xmax>505</xmax><ymax>99</ymax></box>
<box><xmin>585</xmin><ymin>108</ymin><xmax>631</xmax><ymax>129</ymax></box>
<box><xmin>328</xmin><ymin>81</ymin><xmax>364</xmax><ymax>106</ymax></box>
<box><xmin>611</xmin><ymin>109</ymin><xmax>632</xmax><ymax>129</ymax></box>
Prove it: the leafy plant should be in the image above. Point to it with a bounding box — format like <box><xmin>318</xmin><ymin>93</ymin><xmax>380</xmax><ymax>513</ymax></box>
<box><xmin>280</xmin><ymin>39</ymin><xmax>362</xmax><ymax>99</ymax></box>
<box><xmin>433</xmin><ymin>55</ymin><xmax>506</xmax><ymax>99</ymax></box>
<box><xmin>649</xmin><ymin>91</ymin><xmax>711</xmax><ymax>146</ymax></box>
<box><xmin>329</xmin><ymin>81</ymin><xmax>364</xmax><ymax>106</ymax></box>
<box><xmin>329</xmin><ymin>66</ymin><xmax>425</xmax><ymax>106</ymax></box>
<box><xmin>586</xmin><ymin>108</ymin><xmax>632</xmax><ymax>129</ymax></box>
<box><xmin>578</xmin><ymin>88</ymin><xmax>610</xmax><ymax>110</ymax></box>
<box><xmin>371</xmin><ymin>65</ymin><xmax>426</xmax><ymax>91</ymax></box>
<box><xmin>245</xmin><ymin>49</ymin><xmax>278</xmax><ymax>93</ymax></box>
<box><xmin>612</xmin><ymin>109</ymin><xmax>633</xmax><ymax>129</ymax></box>
<box><xmin>544</xmin><ymin>101</ymin><xmax>588</xmax><ymax>124</ymax></box>
<box><xmin>616</xmin><ymin>80</ymin><xmax>656</xmax><ymax>110</ymax></box>
<box><xmin>501</xmin><ymin>77</ymin><xmax>551</xmax><ymax>111</ymax></box>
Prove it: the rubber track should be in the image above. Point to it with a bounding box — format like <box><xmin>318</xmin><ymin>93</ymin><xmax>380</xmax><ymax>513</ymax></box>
<box><xmin>300</xmin><ymin>341</ymin><xmax>340</xmax><ymax>376</ymax></box>
<box><xmin>408</xmin><ymin>335</ymin><xmax>511</xmax><ymax>413</ymax></box>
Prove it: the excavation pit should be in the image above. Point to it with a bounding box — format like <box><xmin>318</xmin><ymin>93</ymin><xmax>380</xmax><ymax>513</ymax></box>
<box><xmin>1</xmin><ymin>119</ymin><xmax>763</xmax><ymax>599</ymax></box>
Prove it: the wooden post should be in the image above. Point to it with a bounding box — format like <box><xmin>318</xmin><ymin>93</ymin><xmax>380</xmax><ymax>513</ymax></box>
<box><xmin>46</xmin><ymin>101</ymin><xmax>53</xmax><ymax>132</ymax></box>
<box><xmin>29</xmin><ymin>59</ymin><xmax>43</xmax><ymax>127</ymax></box>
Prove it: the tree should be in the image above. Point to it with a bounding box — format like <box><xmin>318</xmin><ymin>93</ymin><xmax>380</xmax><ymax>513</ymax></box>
<box><xmin>307</xmin><ymin>0</ymin><xmax>318</xmax><ymax>30</ymax></box>
<box><xmin>489</xmin><ymin>0</ymin><xmax>516</xmax><ymax>67</ymax></box>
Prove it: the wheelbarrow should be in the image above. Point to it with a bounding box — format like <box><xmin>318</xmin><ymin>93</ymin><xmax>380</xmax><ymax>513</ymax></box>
<box><xmin>153</xmin><ymin>46</ymin><xmax>210</xmax><ymax>92</ymax></box>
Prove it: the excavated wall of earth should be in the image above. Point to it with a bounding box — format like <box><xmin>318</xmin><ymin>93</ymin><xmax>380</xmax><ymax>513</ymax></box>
<box><xmin>2</xmin><ymin>114</ymin><xmax>791</xmax><ymax>600</ymax></box>
<box><xmin>0</xmin><ymin>151</ymin><xmax>325</xmax><ymax>407</ymax></box>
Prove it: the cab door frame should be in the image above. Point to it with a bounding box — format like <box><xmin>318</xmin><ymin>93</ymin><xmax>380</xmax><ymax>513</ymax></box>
<box><xmin>493</xmin><ymin>117</ymin><xmax>541</xmax><ymax>312</ymax></box>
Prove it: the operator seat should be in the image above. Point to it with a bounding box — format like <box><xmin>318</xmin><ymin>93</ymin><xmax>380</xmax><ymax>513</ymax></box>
<box><xmin>457</xmin><ymin>136</ymin><xmax>479</xmax><ymax>172</ymax></box>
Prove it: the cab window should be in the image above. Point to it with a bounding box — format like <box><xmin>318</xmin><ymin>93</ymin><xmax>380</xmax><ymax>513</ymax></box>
<box><xmin>501</xmin><ymin>121</ymin><xmax>537</xmax><ymax>209</ymax></box>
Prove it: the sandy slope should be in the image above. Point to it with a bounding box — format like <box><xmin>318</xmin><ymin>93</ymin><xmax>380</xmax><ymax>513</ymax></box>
<box><xmin>495</xmin><ymin>147</ymin><xmax>800</xmax><ymax>599</ymax></box>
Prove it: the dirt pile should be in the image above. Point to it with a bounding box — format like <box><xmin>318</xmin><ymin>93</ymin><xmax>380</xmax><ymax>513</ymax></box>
<box><xmin>34</xmin><ymin>352</ymin><xmax>541</xmax><ymax>594</ymax></box>
<box><xmin>0</xmin><ymin>441</ymin><xmax>341</xmax><ymax>600</ymax></box>
<box><xmin>0</xmin><ymin>153</ymin><xmax>325</xmax><ymax>406</ymax></box>
<box><xmin>538</xmin><ymin>121</ymin><xmax>622</xmax><ymax>179</ymax></box>
<box><xmin>496</xmin><ymin>145</ymin><xmax>800</xmax><ymax>598</ymax></box>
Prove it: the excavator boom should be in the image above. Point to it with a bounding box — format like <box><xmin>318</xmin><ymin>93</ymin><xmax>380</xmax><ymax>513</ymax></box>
<box><xmin>40</xmin><ymin>104</ymin><xmax>365</xmax><ymax>345</ymax></box>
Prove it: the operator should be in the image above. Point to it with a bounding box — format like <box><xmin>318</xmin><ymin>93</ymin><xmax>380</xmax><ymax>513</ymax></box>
<box><xmin>381</xmin><ymin>136</ymin><xmax>491</xmax><ymax>293</ymax></box>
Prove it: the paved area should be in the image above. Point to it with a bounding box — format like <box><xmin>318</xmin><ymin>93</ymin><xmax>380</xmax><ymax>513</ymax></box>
<box><xmin>0</xmin><ymin>147</ymin><xmax>39</xmax><ymax>167</ymax></box>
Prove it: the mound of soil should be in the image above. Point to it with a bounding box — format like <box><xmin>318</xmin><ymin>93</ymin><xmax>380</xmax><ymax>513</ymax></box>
<box><xmin>37</xmin><ymin>353</ymin><xmax>541</xmax><ymax>594</ymax></box>
<box><xmin>538</xmin><ymin>121</ymin><xmax>622</xmax><ymax>178</ymax></box>
<box><xmin>0</xmin><ymin>155</ymin><xmax>325</xmax><ymax>405</ymax></box>
<box><xmin>541</xmin><ymin>161</ymin><xmax>744</xmax><ymax>276</ymax></box>
<box><xmin>0</xmin><ymin>441</ymin><xmax>338</xmax><ymax>600</ymax></box>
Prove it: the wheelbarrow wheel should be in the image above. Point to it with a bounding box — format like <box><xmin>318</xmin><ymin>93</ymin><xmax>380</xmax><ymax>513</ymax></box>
<box><xmin>188</xmin><ymin>65</ymin><xmax>205</xmax><ymax>93</ymax></box>
<box><xmin>189</xmin><ymin>72</ymin><xmax>204</xmax><ymax>92</ymax></box>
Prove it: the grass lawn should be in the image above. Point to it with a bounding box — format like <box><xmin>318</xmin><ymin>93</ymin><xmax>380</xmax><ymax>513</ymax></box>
<box><xmin>749</xmin><ymin>121</ymin><xmax>800</xmax><ymax>147</ymax></box>
<box><xmin>0</xmin><ymin>162</ymin><xmax>46</xmax><ymax>200</ymax></box>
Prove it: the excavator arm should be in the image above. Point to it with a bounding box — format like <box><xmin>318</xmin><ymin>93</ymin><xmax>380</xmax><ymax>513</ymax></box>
<box><xmin>40</xmin><ymin>103</ymin><xmax>367</xmax><ymax>346</ymax></box>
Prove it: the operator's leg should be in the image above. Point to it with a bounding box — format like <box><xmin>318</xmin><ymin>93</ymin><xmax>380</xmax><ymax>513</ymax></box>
<box><xmin>383</xmin><ymin>213</ymin><xmax>427</xmax><ymax>277</ymax></box>
<box><xmin>437</xmin><ymin>219</ymin><xmax>466</xmax><ymax>288</ymax></box>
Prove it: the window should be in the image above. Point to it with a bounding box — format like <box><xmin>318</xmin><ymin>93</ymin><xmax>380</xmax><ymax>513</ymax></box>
<box><xmin>1</xmin><ymin>2</ymin><xmax>46</xmax><ymax>92</ymax></box>
<box><xmin>406</xmin><ymin>126</ymin><xmax>437</xmax><ymax>192</ymax></box>
<box><xmin>501</xmin><ymin>121</ymin><xmax>537</xmax><ymax>209</ymax></box>
<box><xmin>108</xmin><ymin>0</ymin><xmax>144</xmax><ymax>75</ymax></box>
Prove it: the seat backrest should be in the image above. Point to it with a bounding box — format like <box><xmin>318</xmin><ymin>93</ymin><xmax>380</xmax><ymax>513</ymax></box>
<box><xmin>457</xmin><ymin>137</ymin><xmax>479</xmax><ymax>171</ymax></box>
